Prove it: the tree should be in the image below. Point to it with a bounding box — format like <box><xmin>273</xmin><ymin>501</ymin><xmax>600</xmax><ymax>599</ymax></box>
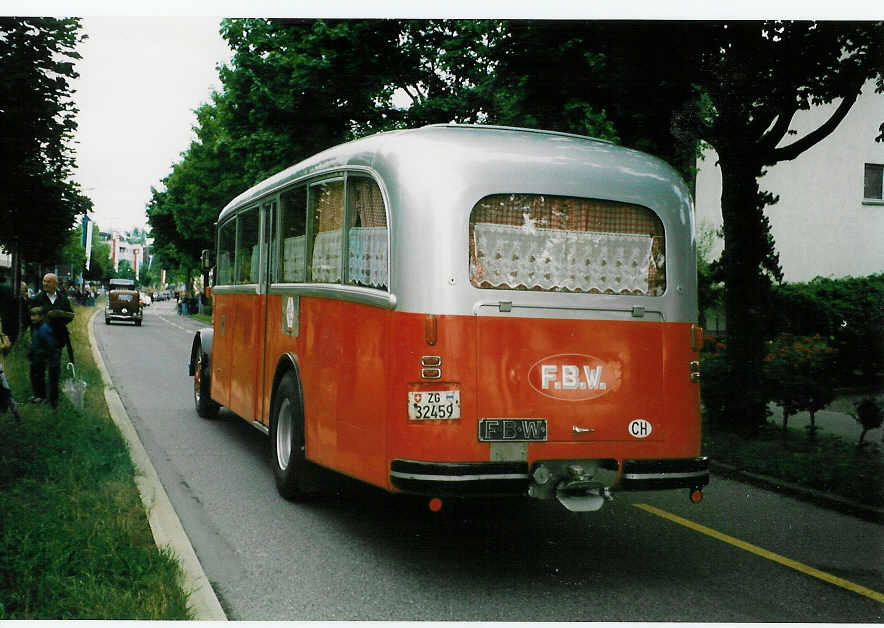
<box><xmin>481</xmin><ymin>21</ymin><xmax>704</xmax><ymax>184</ymax></box>
<box><xmin>60</xmin><ymin>221</ymin><xmax>111</xmax><ymax>283</ymax></box>
<box><xmin>146</xmin><ymin>92</ymin><xmax>249</xmax><ymax>284</ymax></box>
<box><xmin>681</xmin><ymin>21</ymin><xmax>883</xmax><ymax>432</ymax></box>
<box><xmin>113</xmin><ymin>260</ymin><xmax>135</xmax><ymax>281</ymax></box>
<box><xmin>0</xmin><ymin>18</ymin><xmax>92</xmax><ymax>264</ymax></box>
<box><xmin>764</xmin><ymin>335</ymin><xmax>836</xmax><ymax>439</ymax></box>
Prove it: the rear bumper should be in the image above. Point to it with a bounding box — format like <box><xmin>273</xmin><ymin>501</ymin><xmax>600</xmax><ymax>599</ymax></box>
<box><xmin>619</xmin><ymin>457</ymin><xmax>709</xmax><ymax>491</ymax></box>
<box><xmin>106</xmin><ymin>312</ymin><xmax>142</xmax><ymax>321</ymax></box>
<box><xmin>390</xmin><ymin>459</ymin><xmax>529</xmax><ymax>496</ymax></box>
<box><xmin>390</xmin><ymin>456</ymin><xmax>709</xmax><ymax>496</ymax></box>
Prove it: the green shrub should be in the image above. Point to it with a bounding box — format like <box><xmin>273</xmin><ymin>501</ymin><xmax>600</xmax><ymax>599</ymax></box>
<box><xmin>763</xmin><ymin>334</ymin><xmax>836</xmax><ymax>438</ymax></box>
<box><xmin>769</xmin><ymin>274</ymin><xmax>884</xmax><ymax>386</ymax></box>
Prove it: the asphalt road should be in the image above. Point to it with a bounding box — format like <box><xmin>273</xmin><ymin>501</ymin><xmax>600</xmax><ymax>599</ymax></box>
<box><xmin>93</xmin><ymin>299</ymin><xmax>884</xmax><ymax>622</ymax></box>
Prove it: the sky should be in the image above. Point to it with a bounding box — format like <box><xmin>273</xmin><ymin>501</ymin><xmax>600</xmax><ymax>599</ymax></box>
<box><xmin>8</xmin><ymin>0</ymin><xmax>875</xmax><ymax>236</ymax></box>
<box><xmin>72</xmin><ymin>17</ymin><xmax>233</xmax><ymax>234</ymax></box>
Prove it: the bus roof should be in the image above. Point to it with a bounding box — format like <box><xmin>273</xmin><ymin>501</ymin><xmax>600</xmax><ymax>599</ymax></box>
<box><xmin>217</xmin><ymin>124</ymin><xmax>686</xmax><ymax>224</ymax></box>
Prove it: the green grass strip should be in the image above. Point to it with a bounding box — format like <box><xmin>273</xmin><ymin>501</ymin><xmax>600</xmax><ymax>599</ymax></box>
<box><xmin>0</xmin><ymin>304</ymin><xmax>191</xmax><ymax>619</ymax></box>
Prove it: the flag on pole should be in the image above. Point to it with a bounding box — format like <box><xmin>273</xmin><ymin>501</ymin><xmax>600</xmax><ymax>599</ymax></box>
<box><xmin>84</xmin><ymin>218</ymin><xmax>93</xmax><ymax>271</ymax></box>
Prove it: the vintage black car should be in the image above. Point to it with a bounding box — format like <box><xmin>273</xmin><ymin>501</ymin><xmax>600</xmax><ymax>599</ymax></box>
<box><xmin>105</xmin><ymin>279</ymin><xmax>143</xmax><ymax>326</ymax></box>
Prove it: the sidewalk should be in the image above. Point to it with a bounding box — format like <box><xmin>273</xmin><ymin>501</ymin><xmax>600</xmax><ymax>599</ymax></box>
<box><xmin>766</xmin><ymin>394</ymin><xmax>883</xmax><ymax>444</ymax></box>
<box><xmin>713</xmin><ymin>393</ymin><xmax>884</xmax><ymax>524</ymax></box>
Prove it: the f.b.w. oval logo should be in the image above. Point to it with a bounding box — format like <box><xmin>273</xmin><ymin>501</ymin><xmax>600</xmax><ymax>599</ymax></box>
<box><xmin>528</xmin><ymin>353</ymin><xmax>622</xmax><ymax>401</ymax></box>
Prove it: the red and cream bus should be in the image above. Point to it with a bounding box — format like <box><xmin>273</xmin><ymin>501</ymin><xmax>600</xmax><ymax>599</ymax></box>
<box><xmin>189</xmin><ymin>124</ymin><xmax>708</xmax><ymax>512</ymax></box>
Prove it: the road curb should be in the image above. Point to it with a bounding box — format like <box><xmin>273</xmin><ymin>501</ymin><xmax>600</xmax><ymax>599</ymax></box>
<box><xmin>88</xmin><ymin>309</ymin><xmax>227</xmax><ymax>620</ymax></box>
<box><xmin>709</xmin><ymin>460</ymin><xmax>884</xmax><ymax>525</ymax></box>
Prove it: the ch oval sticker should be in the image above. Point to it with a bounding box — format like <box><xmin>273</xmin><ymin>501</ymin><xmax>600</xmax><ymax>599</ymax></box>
<box><xmin>528</xmin><ymin>353</ymin><xmax>622</xmax><ymax>401</ymax></box>
<box><xmin>628</xmin><ymin>419</ymin><xmax>653</xmax><ymax>438</ymax></box>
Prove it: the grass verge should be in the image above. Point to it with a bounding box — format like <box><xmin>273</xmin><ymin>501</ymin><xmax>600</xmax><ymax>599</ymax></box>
<box><xmin>0</xmin><ymin>304</ymin><xmax>191</xmax><ymax>619</ymax></box>
<box><xmin>188</xmin><ymin>311</ymin><xmax>212</xmax><ymax>324</ymax></box>
<box><xmin>703</xmin><ymin>421</ymin><xmax>883</xmax><ymax>508</ymax></box>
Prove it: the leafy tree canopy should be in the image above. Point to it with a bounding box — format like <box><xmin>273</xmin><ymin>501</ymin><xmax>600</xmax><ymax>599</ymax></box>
<box><xmin>0</xmin><ymin>17</ymin><xmax>92</xmax><ymax>263</ymax></box>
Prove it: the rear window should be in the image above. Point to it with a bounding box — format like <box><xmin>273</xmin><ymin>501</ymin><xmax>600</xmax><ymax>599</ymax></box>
<box><xmin>116</xmin><ymin>294</ymin><xmax>133</xmax><ymax>302</ymax></box>
<box><xmin>469</xmin><ymin>194</ymin><xmax>665</xmax><ymax>296</ymax></box>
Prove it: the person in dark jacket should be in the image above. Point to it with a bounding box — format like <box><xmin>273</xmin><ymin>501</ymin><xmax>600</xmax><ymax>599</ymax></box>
<box><xmin>30</xmin><ymin>273</ymin><xmax>75</xmax><ymax>364</ymax></box>
<box><xmin>27</xmin><ymin>305</ymin><xmax>60</xmax><ymax>406</ymax></box>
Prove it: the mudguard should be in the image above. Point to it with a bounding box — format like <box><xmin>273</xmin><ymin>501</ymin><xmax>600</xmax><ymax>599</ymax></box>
<box><xmin>188</xmin><ymin>328</ymin><xmax>214</xmax><ymax>376</ymax></box>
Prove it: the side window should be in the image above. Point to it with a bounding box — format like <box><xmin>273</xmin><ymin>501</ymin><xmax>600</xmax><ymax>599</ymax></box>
<box><xmin>469</xmin><ymin>194</ymin><xmax>666</xmax><ymax>296</ymax></box>
<box><xmin>279</xmin><ymin>186</ymin><xmax>307</xmax><ymax>282</ymax></box>
<box><xmin>347</xmin><ymin>176</ymin><xmax>388</xmax><ymax>290</ymax></box>
<box><xmin>216</xmin><ymin>219</ymin><xmax>236</xmax><ymax>285</ymax></box>
<box><xmin>308</xmin><ymin>179</ymin><xmax>344</xmax><ymax>283</ymax></box>
<box><xmin>235</xmin><ymin>207</ymin><xmax>260</xmax><ymax>285</ymax></box>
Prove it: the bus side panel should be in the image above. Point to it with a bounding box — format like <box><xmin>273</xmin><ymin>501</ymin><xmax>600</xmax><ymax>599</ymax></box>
<box><xmin>333</xmin><ymin>302</ymin><xmax>390</xmax><ymax>487</ymax></box>
<box><xmin>661</xmin><ymin>322</ymin><xmax>703</xmax><ymax>458</ymax></box>
<box><xmin>289</xmin><ymin>297</ymin><xmax>390</xmax><ymax>488</ymax></box>
<box><xmin>228</xmin><ymin>292</ymin><xmax>266</xmax><ymax>421</ymax></box>
<box><xmin>299</xmin><ymin>297</ymin><xmax>342</xmax><ymax>465</ymax></box>
<box><xmin>210</xmin><ymin>292</ymin><xmax>232</xmax><ymax>408</ymax></box>
<box><xmin>259</xmin><ymin>293</ymin><xmax>282</xmax><ymax>425</ymax></box>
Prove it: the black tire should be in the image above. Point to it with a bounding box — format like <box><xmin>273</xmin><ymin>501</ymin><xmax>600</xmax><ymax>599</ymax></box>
<box><xmin>270</xmin><ymin>372</ymin><xmax>314</xmax><ymax>500</ymax></box>
<box><xmin>193</xmin><ymin>347</ymin><xmax>219</xmax><ymax>419</ymax></box>
<box><xmin>135</xmin><ymin>319</ymin><xmax>142</xmax><ymax>327</ymax></box>
<box><xmin>105</xmin><ymin>318</ymin><xmax>110</xmax><ymax>325</ymax></box>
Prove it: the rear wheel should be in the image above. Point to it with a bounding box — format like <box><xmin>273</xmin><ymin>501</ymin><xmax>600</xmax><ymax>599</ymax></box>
<box><xmin>270</xmin><ymin>373</ymin><xmax>314</xmax><ymax>500</ymax></box>
<box><xmin>193</xmin><ymin>347</ymin><xmax>219</xmax><ymax>418</ymax></box>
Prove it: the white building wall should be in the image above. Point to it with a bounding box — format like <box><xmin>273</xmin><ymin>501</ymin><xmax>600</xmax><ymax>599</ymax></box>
<box><xmin>695</xmin><ymin>80</ymin><xmax>884</xmax><ymax>282</ymax></box>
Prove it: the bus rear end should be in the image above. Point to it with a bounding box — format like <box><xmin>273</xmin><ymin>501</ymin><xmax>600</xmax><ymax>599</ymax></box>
<box><xmin>390</xmin><ymin>185</ymin><xmax>707</xmax><ymax>512</ymax></box>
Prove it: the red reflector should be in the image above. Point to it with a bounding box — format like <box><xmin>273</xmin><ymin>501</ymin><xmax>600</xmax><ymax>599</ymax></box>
<box><xmin>425</xmin><ymin>314</ymin><xmax>438</xmax><ymax>346</ymax></box>
<box><xmin>690</xmin><ymin>489</ymin><xmax>703</xmax><ymax>504</ymax></box>
<box><xmin>429</xmin><ymin>497</ymin><xmax>443</xmax><ymax>512</ymax></box>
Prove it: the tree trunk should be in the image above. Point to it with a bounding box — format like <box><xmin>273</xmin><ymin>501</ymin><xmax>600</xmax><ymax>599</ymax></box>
<box><xmin>11</xmin><ymin>238</ymin><xmax>23</xmax><ymax>341</ymax></box>
<box><xmin>717</xmin><ymin>151</ymin><xmax>779</xmax><ymax>434</ymax></box>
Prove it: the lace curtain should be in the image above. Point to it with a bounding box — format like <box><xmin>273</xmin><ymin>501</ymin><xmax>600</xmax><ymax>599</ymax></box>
<box><xmin>312</xmin><ymin>229</ymin><xmax>342</xmax><ymax>283</ymax></box>
<box><xmin>283</xmin><ymin>235</ymin><xmax>306</xmax><ymax>282</ymax></box>
<box><xmin>348</xmin><ymin>227</ymin><xmax>388</xmax><ymax>288</ymax></box>
<box><xmin>469</xmin><ymin>194</ymin><xmax>665</xmax><ymax>295</ymax></box>
<box><xmin>472</xmin><ymin>223</ymin><xmax>654</xmax><ymax>294</ymax></box>
<box><xmin>217</xmin><ymin>251</ymin><xmax>232</xmax><ymax>285</ymax></box>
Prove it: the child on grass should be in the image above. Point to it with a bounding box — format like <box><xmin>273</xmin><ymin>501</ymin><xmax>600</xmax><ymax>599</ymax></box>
<box><xmin>28</xmin><ymin>305</ymin><xmax>60</xmax><ymax>408</ymax></box>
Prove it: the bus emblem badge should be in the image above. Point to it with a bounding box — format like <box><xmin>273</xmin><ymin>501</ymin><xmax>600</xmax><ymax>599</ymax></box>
<box><xmin>528</xmin><ymin>354</ymin><xmax>621</xmax><ymax>401</ymax></box>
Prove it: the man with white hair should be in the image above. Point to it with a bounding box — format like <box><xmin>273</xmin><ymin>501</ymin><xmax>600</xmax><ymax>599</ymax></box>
<box><xmin>29</xmin><ymin>273</ymin><xmax>74</xmax><ymax>408</ymax></box>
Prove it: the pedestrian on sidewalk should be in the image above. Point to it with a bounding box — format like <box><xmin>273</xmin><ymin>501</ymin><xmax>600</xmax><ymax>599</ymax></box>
<box><xmin>27</xmin><ymin>305</ymin><xmax>60</xmax><ymax>407</ymax></box>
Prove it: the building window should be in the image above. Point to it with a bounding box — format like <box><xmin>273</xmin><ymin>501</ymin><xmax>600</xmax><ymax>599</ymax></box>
<box><xmin>864</xmin><ymin>163</ymin><xmax>883</xmax><ymax>202</ymax></box>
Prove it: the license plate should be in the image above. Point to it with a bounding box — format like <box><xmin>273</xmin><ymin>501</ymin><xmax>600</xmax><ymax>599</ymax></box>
<box><xmin>479</xmin><ymin>419</ymin><xmax>548</xmax><ymax>442</ymax></box>
<box><xmin>408</xmin><ymin>390</ymin><xmax>461</xmax><ymax>420</ymax></box>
